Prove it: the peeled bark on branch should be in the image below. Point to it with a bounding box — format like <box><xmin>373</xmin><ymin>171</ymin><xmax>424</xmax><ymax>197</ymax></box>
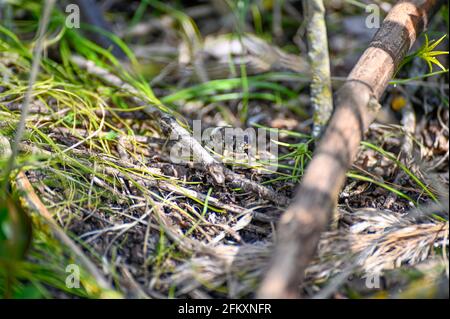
<box><xmin>258</xmin><ymin>0</ymin><xmax>444</xmax><ymax>299</ymax></box>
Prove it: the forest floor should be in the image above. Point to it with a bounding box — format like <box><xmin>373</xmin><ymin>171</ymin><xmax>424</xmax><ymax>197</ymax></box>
<box><xmin>0</xmin><ymin>0</ymin><xmax>448</xmax><ymax>298</ymax></box>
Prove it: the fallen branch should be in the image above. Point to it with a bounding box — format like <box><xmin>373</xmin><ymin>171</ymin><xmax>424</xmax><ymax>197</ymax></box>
<box><xmin>258</xmin><ymin>0</ymin><xmax>444</xmax><ymax>298</ymax></box>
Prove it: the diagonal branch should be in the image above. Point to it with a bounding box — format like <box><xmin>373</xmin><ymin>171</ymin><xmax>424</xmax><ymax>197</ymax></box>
<box><xmin>258</xmin><ymin>0</ymin><xmax>445</xmax><ymax>299</ymax></box>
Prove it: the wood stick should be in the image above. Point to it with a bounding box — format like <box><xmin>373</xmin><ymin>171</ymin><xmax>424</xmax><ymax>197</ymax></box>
<box><xmin>304</xmin><ymin>0</ymin><xmax>333</xmax><ymax>138</ymax></box>
<box><xmin>14</xmin><ymin>172</ymin><xmax>115</xmax><ymax>294</ymax></box>
<box><xmin>258</xmin><ymin>0</ymin><xmax>444</xmax><ymax>299</ymax></box>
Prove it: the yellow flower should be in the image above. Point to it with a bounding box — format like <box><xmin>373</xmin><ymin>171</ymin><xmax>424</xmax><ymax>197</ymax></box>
<box><xmin>391</xmin><ymin>95</ymin><xmax>407</xmax><ymax>112</ymax></box>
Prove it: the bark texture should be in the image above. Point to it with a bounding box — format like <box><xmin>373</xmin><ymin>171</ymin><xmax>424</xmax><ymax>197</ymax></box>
<box><xmin>258</xmin><ymin>0</ymin><xmax>444</xmax><ymax>299</ymax></box>
<box><xmin>304</xmin><ymin>0</ymin><xmax>333</xmax><ymax>138</ymax></box>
